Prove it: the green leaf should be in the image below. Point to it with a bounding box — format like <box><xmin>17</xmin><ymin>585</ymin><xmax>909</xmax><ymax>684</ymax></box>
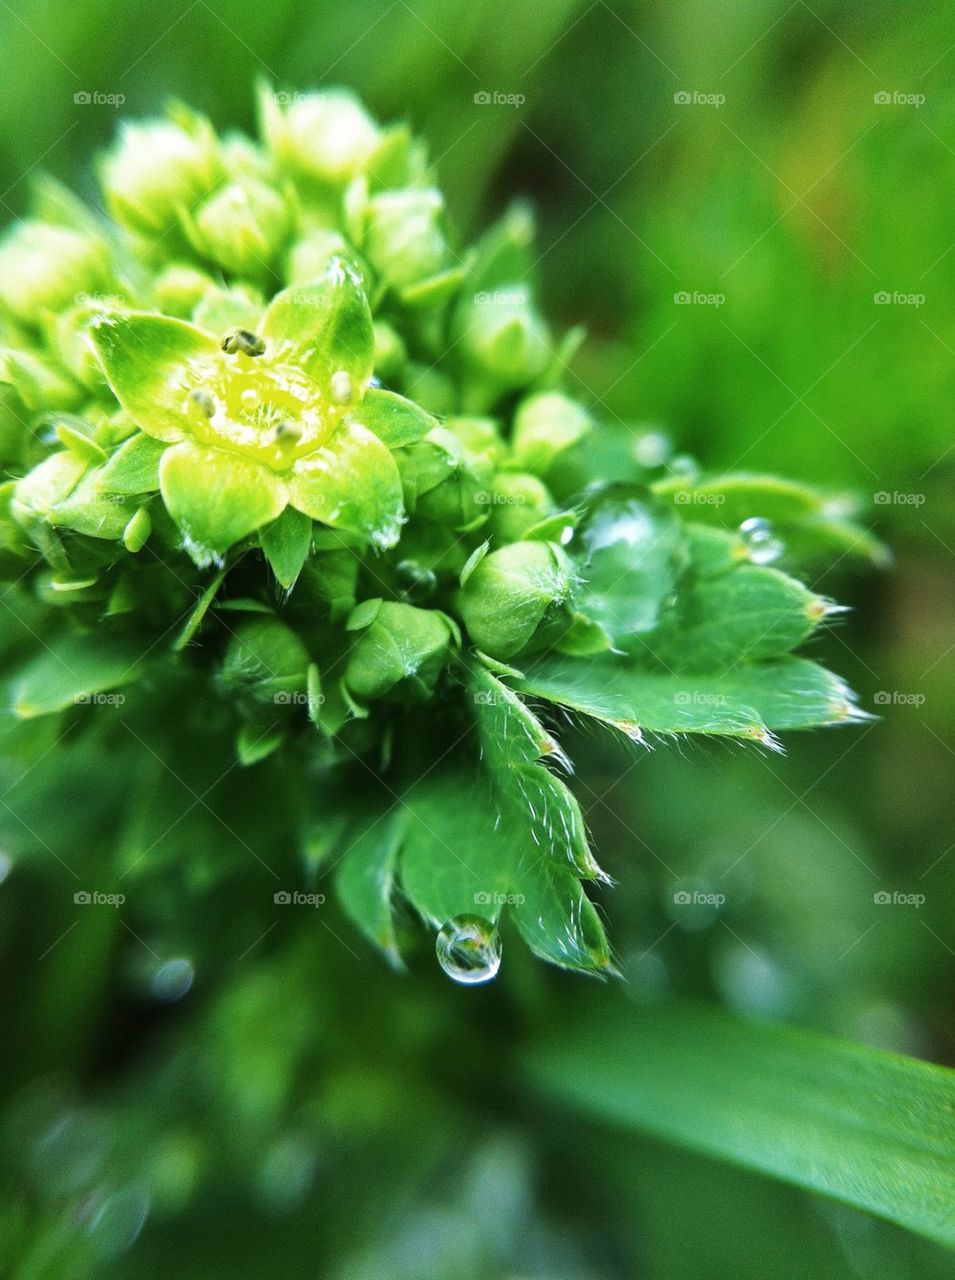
<box><xmin>98</xmin><ymin>433</ymin><xmax>167</xmax><ymax>495</ymax></box>
<box><xmin>653</xmin><ymin>472</ymin><xmax>886</xmax><ymax>565</ymax></box>
<box><xmin>335</xmin><ymin>804</ymin><xmax>406</xmax><ymax>967</ymax></box>
<box><xmin>397</xmin><ymin>665</ymin><xmax>611</xmax><ymax>974</ymax></box>
<box><xmin>526</xmin><ymin>999</ymin><xmax>955</xmax><ymax>1248</ymax></box>
<box><xmin>516</xmin><ymin>653</ymin><xmax>869</xmax><ymax>741</ymax></box>
<box><xmin>160</xmin><ymin>441</ymin><xmax>287</xmax><ymax>564</ymax></box>
<box><xmin>636</xmin><ymin>564</ymin><xmax>827</xmax><ymax>672</ymax></box>
<box><xmin>287</xmin><ymin>420</ymin><xmax>404</xmax><ymax>549</ymax></box>
<box><xmin>11</xmin><ymin>630</ymin><xmax>146</xmax><ymax>718</ymax></box>
<box><xmin>574</xmin><ymin>491</ymin><xmax>683</xmax><ymax>643</ymax></box>
<box><xmin>89</xmin><ymin>312</ymin><xmax>218</xmax><ymax>442</ymax></box>
<box><xmin>260</xmin><ymin>506</ymin><xmax>312</xmax><ymax>590</ymax></box>
<box><xmin>353</xmin><ymin>387</ymin><xmax>436</xmax><ymax>449</ymax></box>
<box><xmin>261</xmin><ymin>256</ymin><xmax>374</xmax><ymax>386</ymax></box>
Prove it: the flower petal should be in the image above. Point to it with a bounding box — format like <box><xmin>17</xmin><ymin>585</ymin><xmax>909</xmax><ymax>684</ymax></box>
<box><xmin>90</xmin><ymin>311</ymin><xmax>219</xmax><ymax>442</ymax></box>
<box><xmin>288</xmin><ymin>420</ymin><xmax>403</xmax><ymax>550</ymax></box>
<box><xmin>159</xmin><ymin>440</ymin><xmax>287</xmax><ymax>564</ymax></box>
<box><xmin>261</xmin><ymin>255</ymin><xmax>373</xmax><ymax>388</ymax></box>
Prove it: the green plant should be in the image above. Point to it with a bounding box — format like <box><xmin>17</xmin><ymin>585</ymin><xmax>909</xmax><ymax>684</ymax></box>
<box><xmin>0</xmin><ymin>86</ymin><xmax>877</xmax><ymax>980</ymax></box>
<box><xmin>4</xmin><ymin>80</ymin><xmax>955</xmax><ymax>1278</ymax></box>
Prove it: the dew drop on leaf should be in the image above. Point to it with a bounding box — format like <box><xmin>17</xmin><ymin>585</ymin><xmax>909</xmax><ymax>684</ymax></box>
<box><xmin>436</xmin><ymin>915</ymin><xmax>502</xmax><ymax>985</ymax></box>
<box><xmin>150</xmin><ymin>957</ymin><xmax>195</xmax><ymax>1002</ymax></box>
<box><xmin>738</xmin><ymin>516</ymin><xmax>784</xmax><ymax>565</ymax></box>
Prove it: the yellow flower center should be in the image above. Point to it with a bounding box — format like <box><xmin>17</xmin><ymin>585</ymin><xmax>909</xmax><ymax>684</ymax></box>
<box><xmin>169</xmin><ymin>351</ymin><xmax>349</xmax><ymax>470</ymax></box>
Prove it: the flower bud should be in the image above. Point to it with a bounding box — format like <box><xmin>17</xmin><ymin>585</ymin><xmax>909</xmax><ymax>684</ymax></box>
<box><xmin>396</xmin><ymin>427</ymin><xmax>491</xmax><ymax>531</ymax></box>
<box><xmin>184</xmin><ymin>179</ymin><xmax>292</xmax><ymax>279</ymax></box>
<box><xmin>99</xmin><ymin>116</ymin><xmax>223</xmax><ymax>237</ymax></box>
<box><xmin>486</xmin><ymin>472</ymin><xmax>554</xmax><ymax>543</ymax></box>
<box><xmin>260</xmin><ymin>88</ymin><xmax>380</xmax><ymax>185</ymax></box>
<box><xmin>459</xmin><ymin>286</ymin><xmax>551</xmax><ymax>396</ymax></box>
<box><xmin>372</xmin><ymin>321</ymin><xmax>406</xmax><ymax>381</ymax></box>
<box><xmin>220</xmin><ymin>617</ymin><xmax>309</xmax><ymax>709</ymax></box>
<box><xmin>285</xmin><ymin>229</ymin><xmax>348</xmax><ymax>284</ymax></box>
<box><xmin>0</xmin><ymin>221</ymin><xmax>110</xmax><ymax>326</ymax></box>
<box><xmin>344</xmin><ymin>600</ymin><xmax>456</xmax><ymax>702</ymax></box>
<box><xmin>511</xmin><ymin>391</ymin><xmax>591</xmax><ymax>475</ymax></box>
<box><xmin>458</xmin><ymin>540</ymin><xmax>576</xmax><ymax>659</ymax></box>
<box><xmin>361</xmin><ymin>189</ymin><xmax>449</xmax><ymax>290</ymax></box>
<box><xmin>153</xmin><ymin>264</ymin><xmax>216</xmax><ymax>318</ymax></box>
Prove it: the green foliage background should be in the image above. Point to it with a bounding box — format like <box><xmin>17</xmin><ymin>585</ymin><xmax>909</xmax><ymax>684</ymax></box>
<box><xmin>0</xmin><ymin>1</ymin><xmax>952</xmax><ymax>1276</ymax></box>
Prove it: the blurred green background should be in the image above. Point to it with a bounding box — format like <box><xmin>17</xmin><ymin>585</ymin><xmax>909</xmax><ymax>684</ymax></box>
<box><xmin>1</xmin><ymin>1</ymin><xmax>953</xmax><ymax>1276</ymax></box>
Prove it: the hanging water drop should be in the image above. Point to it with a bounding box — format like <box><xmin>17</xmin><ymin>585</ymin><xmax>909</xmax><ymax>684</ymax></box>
<box><xmin>738</xmin><ymin>516</ymin><xmax>784</xmax><ymax>566</ymax></box>
<box><xmin>436</xmin><ymin>915</ymin><xmax>501</xmax><ymax>985</ymax></box>
<box><xmin>150</xmin><ymin>957</ymin><xmax>195</xmax><ymax>1003</ymax></box>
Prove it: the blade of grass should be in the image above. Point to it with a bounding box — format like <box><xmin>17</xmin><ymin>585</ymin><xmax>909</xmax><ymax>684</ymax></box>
<box><xmin>525</xmin><ymin>998</ymin><xmax>955</xmax><ymax>1247</ymax></box>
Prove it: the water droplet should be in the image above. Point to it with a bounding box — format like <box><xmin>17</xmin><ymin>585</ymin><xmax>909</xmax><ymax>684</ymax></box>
<box><xmin>667</xmin><ymin>453</ymin><xmax>699</xmax><ymax>481</ymax></box>
<box><xmin>632</xmin><ymin>430</ymin><xmax>672</xmax><ymax>468</ymax></box>
<box><xmin>436</xmin><ymin>915</ymin><xmax>501</xmax><ymax>985</ymax></box>
<box><xmin>150</xmin><ymin>957</ymin><xmax>194</xmax><ymax>1003</ymax></box>
<box><xmin>241</xmin><ymin>387</ymin><xmax>260</xmax><ymax>410</ymax></box>
<box><xmin>86</xmin><ymin>1187</ymin><xmax>150</xmax><ymax>1259</ymax></box>
<box><xmin>738</xmin><ymin>516</ymin><xmax>784</xmax><ymax>565</ymax></box>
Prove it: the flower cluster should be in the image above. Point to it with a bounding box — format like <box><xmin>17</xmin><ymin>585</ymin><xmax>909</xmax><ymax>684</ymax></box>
<box><xmin>0</xmin><ymin>87</ymin><xmax>872</xmax><ymax>973</ymax></box>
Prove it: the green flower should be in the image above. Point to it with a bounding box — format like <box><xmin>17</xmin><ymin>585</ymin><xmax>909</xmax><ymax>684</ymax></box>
<box><xmin>90</xmin><ymin>255</ymin><xmax>410</xmax><ymax>565</ymax></box>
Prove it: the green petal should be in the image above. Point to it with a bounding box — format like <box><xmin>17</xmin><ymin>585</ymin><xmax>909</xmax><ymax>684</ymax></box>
<box><xmin>90</xmin><ymin>311</ymin><xmax>219</xmax><ymax>442</ymax></box>
<box><xmin>159</xmin><ymin>441</ymin><xmax>287</xmax><ymax>564</ymax></box>
<box><xmin>287</xmin><ymin>420</ymin><xmax>404</xmax><ymax>549</ymax></box>
<box><xmin>261</xmin><ymin>255</ymin><xmax>374</xmax><ymax>387</ymax></box>
<box><xmin>352</xmin><ymin>387</ymin><xmax>436</xmax><ymax>449</ymax></box>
